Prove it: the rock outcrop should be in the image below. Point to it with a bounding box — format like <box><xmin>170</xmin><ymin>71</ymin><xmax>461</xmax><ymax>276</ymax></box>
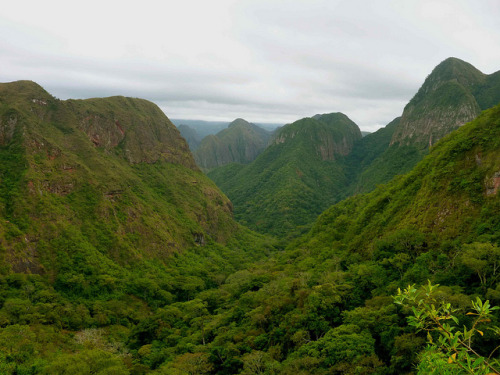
<box><xmin>391</xmin><ymin>57</ymin><xmax>500</xmax><ymax>147</ymax></box>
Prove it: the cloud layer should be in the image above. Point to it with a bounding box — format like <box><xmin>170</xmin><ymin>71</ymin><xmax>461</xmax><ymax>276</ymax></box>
<box><xmin>1</xmin><ymin>0</ymin><xmax>499</xmax><ymax>131</ymax></box>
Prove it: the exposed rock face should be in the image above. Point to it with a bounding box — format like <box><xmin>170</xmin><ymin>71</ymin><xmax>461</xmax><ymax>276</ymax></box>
<box><xmin>67</xmin><ymin>96</ymin><xmax>198</xmax><ymax>169</ymax></box>
<box><xmin>486</xmin><ymin>171</ymin><xmax>500</xmax><ymax>196</ymax></box>
<box><xmin>0</xmin><ymin>110</ymin><xmax>18</xmax><ymax>145</ymax></box>
<box><xmin>194</xmin><ymin>118</ymin><xmax>271</xmax><ymax>170</ymax></box>
<box><xmin>391</xmin><ymin>57</ymin><xmax>500</xmax><ymax>147</ymax></box>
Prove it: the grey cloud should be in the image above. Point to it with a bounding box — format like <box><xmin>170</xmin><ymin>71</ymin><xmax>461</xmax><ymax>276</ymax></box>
<box><xmin>1</xmin><ymin>0</ymin><xmax>499</xmax><ymax>131</ymax></box>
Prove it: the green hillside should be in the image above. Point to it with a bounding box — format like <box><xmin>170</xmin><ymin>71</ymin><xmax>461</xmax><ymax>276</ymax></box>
<box><xmin>209</xmin><ymin>113</ymin><xmax>361</xmax><ymax>237</ymax></box>
<box><xmin>194</xmin><ymin>118</ymin><xmax>271</xmax><ymax>170</ymax></box>
<box><xmin>345</xmin><ymin>58</ymin><xmax>500</xmax><ymax>194</ymax></box>
<box><xmin>0</xmin><ymin>81</ymin><xmax>277</xmax><ymax>374</ymax></box>
<box><xmin>147</xmin><ymin>103</ymin><xmax>500</xmax><ymax>374</ymax></box>
<box><xmin>177</xmin><ymin>124</ymin><xmax>202</xmax><ymax>151</ymax></box>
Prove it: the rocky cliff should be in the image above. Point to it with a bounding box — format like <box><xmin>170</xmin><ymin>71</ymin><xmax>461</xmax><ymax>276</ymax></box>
<box><xmin>391</xmin><ymin>57</ymin><xmax>500</xmax><ymax>147</ymax></box>
<box><xmin>0</xmin><ymin>80</ymin><xmax>238</xmax><ymax>274</ymax></box>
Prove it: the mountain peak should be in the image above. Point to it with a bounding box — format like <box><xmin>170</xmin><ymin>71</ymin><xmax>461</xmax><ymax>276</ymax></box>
<box><xmin>194</xmin><ymin>118</ymin><xmax>271</xmax><ymax>169</ymax></box>
<box><xmin>390</xmin><ymin>58</ymin><xmax>487</xmax><ymax>147</ymax></box>
<box><xmin>426</xmin><ymin>57</ymin><xmax>485</xmax><ymax>88</ymax></box>
<box><xmin>229</xmin><ymin>118</ymin><xmax>250</xmax><ymax>128</ymax></box>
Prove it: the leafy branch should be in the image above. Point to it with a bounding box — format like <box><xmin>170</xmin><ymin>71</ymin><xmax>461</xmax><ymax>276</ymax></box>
<box><xmin>394</xmin><ymin>281</ymin><xmax>500</xmax><ymax>374</ymax></box>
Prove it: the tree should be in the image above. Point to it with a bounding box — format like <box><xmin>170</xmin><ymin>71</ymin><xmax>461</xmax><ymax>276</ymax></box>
<box><xmin>460</xmin><ymin>242</ymin><xmax>500</xmax><ymax>290</ymax></box>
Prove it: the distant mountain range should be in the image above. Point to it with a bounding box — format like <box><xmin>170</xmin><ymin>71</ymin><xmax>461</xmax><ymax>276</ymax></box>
<box><xmin>207</xmin><ymin>57</ymin><xmax>500</xmax><ymax>236</ymax></box>
<box><xmin>173</xmin><ymin>119</ymin><xmax>282</xmax><ymax>150</ymax></box>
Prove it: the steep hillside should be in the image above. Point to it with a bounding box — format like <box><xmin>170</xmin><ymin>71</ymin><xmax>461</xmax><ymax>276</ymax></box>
<box><xmin>194</xmin><ymin>118</ymin><xmax>271</xmax><ymax>170</ymax></box>
<box><xmin>209</xmin><ymin>113</ymin><xmax>361</xmax><ymax>236</ymax></box>
<box><xmin>301</xmin><ymin>103</ymin><xmax>500</xmax><ymax>253</ymax></box>
<box><xmin>177</xmin><ymin>124</ymin><xmax>202</xmax><ymax>151</ymax></box>
<box><xmin>0</xmin><ymin>80</ymin><xmax>274</xmax><ymax>281</ymax></box>
<box><xmin>391</xmin><ymin>57</ymin><xmax>500</xmax><ymax>147</ymax></box>
<box><xmin>117</xmin><ymin>104</ymin><xmax>500</xmax><ymax>375</ymax></box>
<box><xmin>348</xmin><ymin>58</ymin><xmax>500</xmax><ymax>193</ymax></box>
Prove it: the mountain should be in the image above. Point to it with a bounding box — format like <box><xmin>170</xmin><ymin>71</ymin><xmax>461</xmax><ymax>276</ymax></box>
<box><xmin>123</xmin><ymin>104</ymin><xmax>500</xmax><ymax>375</ymax></box>
<box><xmin>194</xmin><ymin>118</ymin><xmax>272</xmax><ymax>170</ymax></box>
<box><xmin>0</xmin><ymin>80</ymin><xmax>274</xmax><ymax>283</ymax></box>
<box><xmin>346</xmin><ymin>57</ymin><xmax>500</xmax><ymax>194</ymax></box>
<box><xmin>209</xmin><ymin>113</ymin><xmax>361</xmax><ymax>236</ymax></box>
<box><xmin>391</xmin><ymin>57</ymin><xmax>500</xmax><ymax>147</ymax></box>
<box><xmin>177</xmin><ymin>124</ymin><xmax>202</xmax><ymax>151</ymax></box>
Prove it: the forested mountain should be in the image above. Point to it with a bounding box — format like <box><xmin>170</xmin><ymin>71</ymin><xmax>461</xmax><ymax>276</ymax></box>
<box><xmin>177</xmin><ymin>124</ymin><xmax>202</xmax><ymax>151</ymax></box>
<box><xmin>194</xmin><ymin>119</ymin><xmax>271</xmax><ymax>170</ymax></box>
<box><xmin>209</xmin><ymin>113</ymin><xmax>361</xmax><ymax>236</ymax></box>
<box><xmin>1</xmin><ymin>60</ymin><xmax>499</xmax><ymax>375</ymax></box>
<box><xmin>0</xmin><ymin>81</ymin><xmax>276</xmax><ymax>373</ymax></box>
<box><xmin>349</xmin><ymin>57</ymin><xmax>500</xmax><ymax>192</ymax></box>
<box><xmin>136</xmin><ymin>103</ymin><xmax>500</xmax><ymax>374</ymax></box>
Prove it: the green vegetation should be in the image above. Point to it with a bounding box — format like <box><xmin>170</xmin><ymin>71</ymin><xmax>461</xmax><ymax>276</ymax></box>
<box><xmin>394</xmin><ymin>282</ymin><xmax>500</xmax><ymax>374</ymax></box>
<box><xmin>194</xmin><ymin>118</ymin><xmax>271</xmax><ymax>170</ymax></box>
<box><xmin>209</xmin><ymin>113</ymin><xmax>361</xmax><ymax>237</ymax></box>
<box><xmin>0</xmin><ymin>75</ymin><xmax>499</xmax><ymax>374</ymax></box>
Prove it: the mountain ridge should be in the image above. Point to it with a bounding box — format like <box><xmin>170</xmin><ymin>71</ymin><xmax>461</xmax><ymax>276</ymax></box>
<box><xmin>194</xmin><ymin>118</ymin><xmax>271</xmax><ymax>170</ymax></box>
<box><xmin>209</xmin><ymin>112</ymin><xmax>361</xmax><ymax>236</ymax></box>
<box><xmin>391</xmin><ymin>57</ymin><xmax>500</xmax><ymax>147</ymax></box>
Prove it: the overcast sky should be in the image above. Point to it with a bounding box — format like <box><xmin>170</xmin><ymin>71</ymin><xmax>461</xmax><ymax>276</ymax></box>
<box><xmin>1</xmin><ymin>0</ymin><xmax>499</xmax><ymax>131</ymax></box>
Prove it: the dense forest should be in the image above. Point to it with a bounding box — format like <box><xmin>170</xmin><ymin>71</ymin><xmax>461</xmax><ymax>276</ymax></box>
<box><xmin>0</xmin><ymin>58</ymin><xmax>500</xmax><ymax>374</ymax></box>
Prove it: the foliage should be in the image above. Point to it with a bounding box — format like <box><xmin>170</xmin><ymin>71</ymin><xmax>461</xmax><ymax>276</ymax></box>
<box><xmin>394</xmin><ymin>282</ymin><xmax>500</xmax><ymax>374</ymax></box>
<box><xmin>0</xmin><ymin>80</ymin><xmax>500</xmax><ymax>374</ymax></box>
<box><xmin>209</xmin><ymin>113</ymin><xmax>361</xmax><ymax>237</ymax></box>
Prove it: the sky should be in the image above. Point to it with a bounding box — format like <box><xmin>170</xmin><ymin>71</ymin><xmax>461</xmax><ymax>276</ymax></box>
<box><xmin>1</xmin><ymin>0</ymin><xmax>499</xmax><ymax>132</ymax></box>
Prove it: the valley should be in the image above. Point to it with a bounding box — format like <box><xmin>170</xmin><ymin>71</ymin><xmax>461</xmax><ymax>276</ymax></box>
<box><xmin>0</xmin><ymin>57</ymin><xmax>499</xmax><ymax>374</ymax></box>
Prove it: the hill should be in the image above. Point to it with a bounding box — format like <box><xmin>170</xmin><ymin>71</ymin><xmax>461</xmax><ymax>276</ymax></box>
<box><xmin>177</xmin><ymin>124</ymin><xmax>202</xmax><ymax>151</ymax></box>
<box><xmin>149</xmin><ymin>103</ymin><xmax>500</xmax><ymax>374</ymax></box>
<box><xmin>209</xmin><ymin>113</ymin><xmax>361</xmax><ymax>236</ymax></box>
<box><xmin>194</xmin><ymin>118</ymin><xmax>271</xmax><ymax>170</ymax></box>
<box><xmin>347</xmin><ymin>57</ymin><xmax>500</xmax><ymax>194</ymax></box>
<box><xmin>0</xmin><ymin>79</ymin><xmax>274</xmax><ymax>302</ymax></box>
